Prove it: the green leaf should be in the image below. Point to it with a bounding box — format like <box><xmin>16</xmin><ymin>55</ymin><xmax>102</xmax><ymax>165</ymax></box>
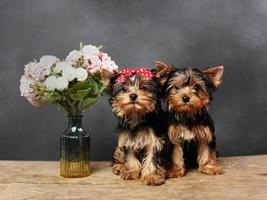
<box><xmin>45</xmin><ymin>92</ymin><xmax>62</xmax><ymax>102</ymax></box>
<box><xmin>87</xmin><ymin>77</ymin><xmax>99</xmax><ymax>96</ymax></box>
<box><xmin>66</xmin><ymin>76</ymin><xmax>99</xmax><ymax>102</ymax></box>
<box><xmin>80</xmin><ymin>42</ymin><xmax>84</xmax><ymax>51</ymax></box>
<box><xmin>81</xmin><ymin>97</ymin><xmax>98</xmax><ymax>110</ymax></box>
<box><xmin>69</xmin><ymin>89</ymin><xmax>90</xmax><ymax>101</ymax></box>
<box><xmin>67</xmin><ymin>81</ymin><xmax>89</xmax><ymax>93</ymax></box>
<box><xmin>90</xmin><ymin>72</ymin><xmax>101</xmax><ymax>82</ymax></box>
<box><xmin>98</xmin><ymin>84</ymin><xmax>106</xmax><ymax>95</ymax></box>
<box><xmin>77</xmin><ymin>89</ymin><xmax>90</xmax><ymax>98</ymax></box>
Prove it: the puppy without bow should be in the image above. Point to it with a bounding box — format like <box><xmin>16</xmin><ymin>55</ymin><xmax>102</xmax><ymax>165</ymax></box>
<box><xmin>155</xmin><ymin>61</ymin><xmax>224</xmax><ymax>177</ymax></box>
<box><xmin>102</xmin><ymin>67</ymin><xmax>170</xmax><ymax>186</ymax></box>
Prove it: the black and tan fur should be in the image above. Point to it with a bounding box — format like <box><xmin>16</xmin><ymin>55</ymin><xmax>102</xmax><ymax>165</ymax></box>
<box><xmin>102</xmin><ymin>69</ymin><xmax>171</xmax><ymax>185</ymax></box>
<box><xmin>155</xmin><ymin>61</ymin><xmax>224</xmax><ymax>177</ymax></box>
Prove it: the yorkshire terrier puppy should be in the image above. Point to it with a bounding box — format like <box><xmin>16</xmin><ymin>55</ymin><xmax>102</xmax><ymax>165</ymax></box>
<box><xmin>102</xmin><ymin>67</ymin><xmax>170</xmax><ymax>185</ymax></box>
<box><xmin>155</xmin><ymin>61</ymin><xmax>224</xmax><ymax>177</ymax></box>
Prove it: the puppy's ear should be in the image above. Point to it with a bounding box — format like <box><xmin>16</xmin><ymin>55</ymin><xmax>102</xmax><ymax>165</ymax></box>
<box><xmin>101</xmin><ymin>69</ymin><xmax>117</xmax><ymax>87</ymax></box>
<box><xmin>203</xmin><ymin>65</ymin><xmax>224</xmax><ymax>87</ymax></box>
<box><xmin>154</xmin><ymin>60</ymin><xmax>175</xmax><ymax>85</ymax></box>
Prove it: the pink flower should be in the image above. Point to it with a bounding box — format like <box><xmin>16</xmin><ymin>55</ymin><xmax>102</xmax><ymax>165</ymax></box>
<box><xmin>26</xmin><ymin>95</ymin><xmax>44</xmax><ymax>107</ymax></box>
<box><xmin>99</xmin><ymin>53</ymin><xmax>118</xmax><ymax>72</ymax></box>
<box><xmin>20</xmin><ymin>76</ymin><xmax>33</xmax><ymax>96</ymax></box>
<box><xmin>24</xmin><ymin>56</ymin><xmax>59</xmax><ymax>81</ymax></box>
<box><xmin>86</xmin><ymin>55</ymin><xmax>102</xmax><ymax>73</ymax></box>
<box><xmin>84</xmin><ymin>52</ymin><xmax>118</xmax><ymax>73</ymax></box>
<box><xmin>20</xmin><ymin>76</ymin><xmax>44</xmax><ymax>107</ymax></box>
<box><xmin>24</xmin><ymin>62</ymin><xmax>46</xmax><ymax>81</ymax></box>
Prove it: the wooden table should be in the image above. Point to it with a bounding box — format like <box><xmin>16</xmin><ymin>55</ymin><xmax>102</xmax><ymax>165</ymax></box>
<box><xmin>0</xmin><ymin>155</ymin><xmax>267</xmax><ymax>200</ymax></box>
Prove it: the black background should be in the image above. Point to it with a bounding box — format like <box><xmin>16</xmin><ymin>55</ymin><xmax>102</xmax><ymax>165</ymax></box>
<box><xmin>0</xmin><ymin>0</ymin><xmax>266</xmax><ymax>160</ymax></box>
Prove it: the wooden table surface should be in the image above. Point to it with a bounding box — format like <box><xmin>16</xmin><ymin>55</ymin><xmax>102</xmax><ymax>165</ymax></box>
<box><xmin>0</xmin><ymin>155</ymin><xmax>267</xmax><ymax>200</ymax></box>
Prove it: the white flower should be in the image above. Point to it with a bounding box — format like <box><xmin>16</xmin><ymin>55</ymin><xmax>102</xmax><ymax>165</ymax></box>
<box><xmin>44</xmin><ymin>76</ymin><xmax>69</xmax><ymax>91</ymax></box>
<box><xmin>55</xmin><ymin>77</ymin><xmax>69</xmax><ymax>90</ymax></box>
<box><xmin>40</xmin><ymin>55</ymin><xmax>60</xmax><ymax>75</ymax></box>
<box><xmin>66</xmin><ymin>44</ymin><xmax>100</xmax><ymax>65</ymax></box>
<box><xmin>44</xmin><ymin>76</ymin><xmax>57</xmax><ymax>91</ymax></box>
<box><xmin>54</xmin><ymin>61</ymin><xmax>72</xmax><ymax>73</ymax></box>
<box><xmin>62</xmin><ymin>66</ymin><xmax>76</xmax><ymax>81</ymax></box>
<box><xmin>82</xmin><ymin>45</ymin><xmax>100</xmax><ymax>59</ymax></box>
<box><xmin>40</xmin><ymin>55</ymin><xmax>59</xmax><ymax>66</ymax></box>
<box><xmin>74</xmin><ymin>68</ymin><xmax>88</xmax><ymax>81</ymax></box>
<box><xmin>66</xmin><ymin>50</ymin><xmax>81</xmax><ymax>64</ymax></box>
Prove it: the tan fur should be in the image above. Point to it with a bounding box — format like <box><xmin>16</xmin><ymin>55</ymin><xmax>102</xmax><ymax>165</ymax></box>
<box><xmin>167</xmin><ymin>144</ymin><xmax>185</xmax><ymax>178</ymax></box>
<box><xmin>141</xmin><ymin>169</ymin><xmax>166</xmax><ymax>185</ymax></box>
<box><xmin>121</xmin><ymin>170</ymin><xmax>141</xmax><ymax>180</ymax></box>
<box><xmin>168</xmin><ymin>124</ymin><xmax>223</xmax><ymax>176</ymax></box>
<box><xmin>118</xmin><ymin>128</ymin><xmax>164</xmax><ymax>151</ymax></box>
<box><xmin>203</xmin><ymin>66</ymin><xmax>224</xmax><ymax>87</ymax></box>
<box><xmin>168</xmin><ymin>124</ymin><xmax>212</xmax><ymax>144</ymax></box>
<box><xmin>112</xmin><ymin>147</ymin><xmax>126</xmax><ymax>175</ymax></box>
<box><xmin>120</xmin><ymin>152</ymin><xmax>142</xmax><ymax>180</ymax></box>
<box><xmin>111</xmin><ymin>78</ymin><xmax>156</xmax><ymax>127</ymax></box>
<box><xmin>195</xmin><ymin>125</ymin><xmax>213</xmax><ymax>143</ymax></box>
<box><xmin>113</xmin><ymin>146</ymin><xmax>124</xmax><ymax>163</ymax></box>
<box><xmin>140</xmin><ymin>133</ymin><xmax>166</xmax><ymax>185</ymax></box>
<box><xmin>164</xmin><ymin>68</ymin><xmax>212</xmax><ymax>115</ymax></box>
<box><xmin>101</xmin><ymin>69</ymin><xmax>117</xmax><ymax>87</ymax></box>
<box><xmin>198</xmin><ymin>142</ymin><xmax>224</xmax><ymax>175</ymax></box>
<box><xmin>154</xmin><ymin>60</ymin><xmax>175</xmax><ymax>85</ymax></box>
<box><xmin>167</xmin><ymin>77</ymin><xmax>210</xmax><ymax>115</ymax></box>
<box><xmin>112</xmin><ymin>163</ymin><xmax>126</xmax><ymax>175</ymax></box>
<box><xmin>155</xmin><ymin>64</ymin><xmax>224</xmax><ymax>177</ymax></box>
<box><xmin>125</xmin><ymin>152</ymin><xmax>142</xmax><ymax>171</ymax></box>
<box><xmin>117</xmin><ymin>128</ymin><xmax>166</xmax><ymax>185</ymax></box>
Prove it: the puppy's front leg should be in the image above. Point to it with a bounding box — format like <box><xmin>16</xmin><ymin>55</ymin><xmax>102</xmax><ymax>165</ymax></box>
<box><xmin>112</xmin><ymin>146</ymin><xmax>127</xmax><ymax>175</ymax></box>
<box><xmin>141</xmin><ymin>147</ymin><xmax>166</xmax><ymax>186</ymax></box>
<box><xmin>198</xmin><ymin>142</ymin><xmax>224</xmax><ymax>175</ymax></box>
<box><xmin>167</xmin><ymin>125</ymin><xmax>185</xmax><ymax>177</ymax></box>
<box><xmin>120</xmin><ymin>151</ymin><xmax>142</xmax><ymax>180</ymax></box>
<box><xmin>167</xmin><ymin>143</ymin><xmax>185</xmax><ymax>178</ymax></box>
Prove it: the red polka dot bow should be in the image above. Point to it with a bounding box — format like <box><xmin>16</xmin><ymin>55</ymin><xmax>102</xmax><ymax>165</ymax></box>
<box><xmin>116</xmin><ymin>67</ymin><xmax>153</xmax><ymax>82</ymax></box>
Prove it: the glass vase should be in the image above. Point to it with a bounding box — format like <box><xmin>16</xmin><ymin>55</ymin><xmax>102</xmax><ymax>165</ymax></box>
<box><xmin>60</xmin><ymin>115</ymin><xmax>90</xmax><ymax>178</ymax></box>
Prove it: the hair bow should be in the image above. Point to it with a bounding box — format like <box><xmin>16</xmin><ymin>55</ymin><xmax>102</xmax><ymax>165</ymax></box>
<box><xmin>116</xmin><ymin>67</ymin><xmax>153</xmax><ymax>82</ymax></box>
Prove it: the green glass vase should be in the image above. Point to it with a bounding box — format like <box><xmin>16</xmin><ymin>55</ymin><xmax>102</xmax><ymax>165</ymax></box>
<box><xmin>60</xmin><ymin>115</ymin><xmax>90</xmax><ymax>178</ymax></box>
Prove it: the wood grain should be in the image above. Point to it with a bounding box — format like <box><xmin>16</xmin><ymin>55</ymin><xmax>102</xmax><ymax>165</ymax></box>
<box><xmin>0</xmin><ymin>155</ymin><xmax>267</xmax><ymax>200</ymax></box>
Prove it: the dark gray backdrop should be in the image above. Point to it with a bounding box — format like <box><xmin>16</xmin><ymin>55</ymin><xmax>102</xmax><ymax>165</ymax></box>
<box><xmin>0</xmin><ymin>0</ymin><xmax>266</xmax><ymax>160</ymax></box>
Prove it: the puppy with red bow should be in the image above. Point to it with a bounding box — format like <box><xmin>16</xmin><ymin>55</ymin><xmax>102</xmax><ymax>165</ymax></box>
<box><xmin>102</xmin><ymin>67</ymin><xmax>171</xmax><ymax>185</ymax></box>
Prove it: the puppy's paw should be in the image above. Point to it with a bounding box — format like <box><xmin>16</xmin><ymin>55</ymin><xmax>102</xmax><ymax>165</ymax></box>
<box><xmin>200</xmin><ymin>165</ymin><xmax>224</xmax><ymax>175</ymax></box>
<box><xmin>120</xmin><ymin>170</ymin><xmax>140</xmax><ymax>180</ymax></box>
<box><xmin>141</xmin><ymin>172</ymin><xmax>165</xmax><ymax>186</ymax></box>
<box><xmin>166</xmin><ymin>168</ymin><xmax>185</xmax><ymax>178</ymax></box>
<box><xmin>112</xmin><ymin>163</ymin><xmax>126</xmax><ymax>175</ymax></box>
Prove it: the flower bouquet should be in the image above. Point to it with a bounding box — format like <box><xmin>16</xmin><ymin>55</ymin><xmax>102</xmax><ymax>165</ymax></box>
<box><xmin>20</xmin><ymin>43</ymin><xmax>118</xmax><ymax>177</ymax></box>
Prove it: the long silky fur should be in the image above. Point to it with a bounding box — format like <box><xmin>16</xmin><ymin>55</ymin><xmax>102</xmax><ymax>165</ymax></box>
<box><xmin>107</xmin><ymin>74</ymin><xmax>172</xmax><ymax>177</ymax></box>
<box><xmin>163</xmin><ymin>68</ymin><xmax>218</xmax><ymax>168</ymax></box>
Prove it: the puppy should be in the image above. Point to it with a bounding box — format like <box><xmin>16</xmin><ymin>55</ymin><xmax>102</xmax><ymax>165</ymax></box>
<box><xmin>102</xmin><ymin>67</ymin><xmax>170</xmax><ymax>185</ymax></box>
<box><xmin>155</xmin><ymin>61</ymin><xmax>224</xmax><ymax>177</ymax></box>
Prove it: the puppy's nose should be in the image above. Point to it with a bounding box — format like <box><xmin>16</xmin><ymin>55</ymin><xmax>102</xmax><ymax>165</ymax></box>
<box><xmin>182</xmin><ymin>95</ymin><xmax>190</xmax><ymax>103</ymax></box>
<box><xmin>130</xmin><ymin>93</ymin><xmax>138</xmax><ymax>101</ymax></box>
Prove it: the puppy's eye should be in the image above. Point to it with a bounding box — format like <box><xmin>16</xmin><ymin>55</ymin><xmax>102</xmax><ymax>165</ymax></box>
<box><xmin>121</xmin><ymin>86</ymin><xmax>127</xmax><ymax>93</ymax></box>
<box><xmin>193</xmin><ymin>84</ymin><xmax>200</xmax><ymax>91</ymax></box>
<box><xmin>139</xmin><ymin>85</ymin><xmax>147</xmax><ymax>91</ymax></box>
<box><xmin>174</xmin><ymin>84</ymin><xmax>180</xmax><ymax>90</ymax></box>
